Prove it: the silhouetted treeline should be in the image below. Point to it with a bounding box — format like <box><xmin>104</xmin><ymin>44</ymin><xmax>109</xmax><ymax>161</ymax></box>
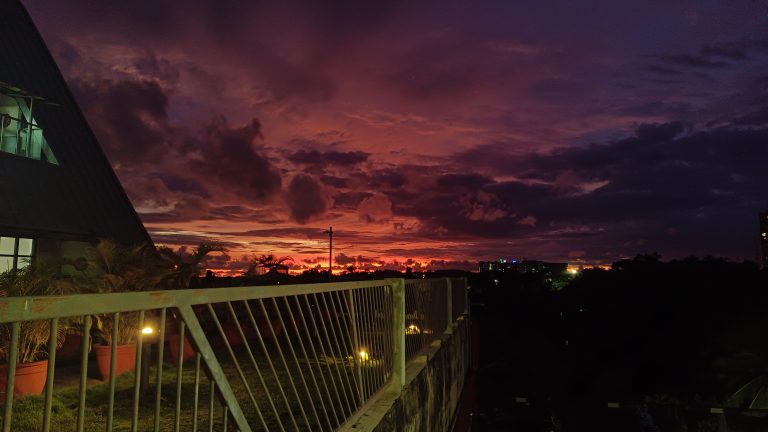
<box><xmin>468</xmin><ymin>254</ymin><xmax>768</xmax><ymax>417</ymax></box>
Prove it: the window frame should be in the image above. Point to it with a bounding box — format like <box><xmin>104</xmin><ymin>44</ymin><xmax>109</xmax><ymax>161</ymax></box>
<box><xmin>0</xmin><ymin>236</ymin><xmax>35</xmax><ymax>272</ymax></box>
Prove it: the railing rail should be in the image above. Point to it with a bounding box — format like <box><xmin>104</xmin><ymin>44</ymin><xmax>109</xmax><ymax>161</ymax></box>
<box><xmin>0</xmin><ymin>277</ymin><xmax>468</xmax><ymax>431</ymax></box>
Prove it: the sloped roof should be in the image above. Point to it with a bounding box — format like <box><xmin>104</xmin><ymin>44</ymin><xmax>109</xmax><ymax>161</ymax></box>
<box><xmin>0</xmin><ymin>0</ymin><xmax>152</xmax><ymax>245</ymax></box>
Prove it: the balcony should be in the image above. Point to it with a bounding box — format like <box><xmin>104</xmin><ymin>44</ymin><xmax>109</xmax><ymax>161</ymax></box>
<box><xmin>0</xmin><ymin>277</ymin><xmax>469</xmax><ymax>431</ymax></box>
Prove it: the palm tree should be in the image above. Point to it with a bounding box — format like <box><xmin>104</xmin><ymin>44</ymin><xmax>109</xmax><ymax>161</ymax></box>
<box><xmin>247</xmin><ymin>254</ymin><xmax>293</xmax><ymax>276</ymax></box>
<box><xmin>91</xmin><ymin>239</ymin><xmax>167</xmax><ymax>293</ymax></box>
<box><xmin>157</xmin><ymin>243</ymin><xmax>225</xmax><ymax>289</ymax></box>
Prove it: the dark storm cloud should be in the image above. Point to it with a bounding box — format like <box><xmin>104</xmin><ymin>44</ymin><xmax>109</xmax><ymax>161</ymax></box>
<box><xmin>369</xmin><ymin>169</ymin><xmax>407</xmax><ymax>189</ymax></box>
<box><xmin>286</xmin><ymin>174</ymin><xmax>328</xmax><ymax>224</ymax></box>
<box><xmin>319</xmin><ymin>175</ymin><xmax>349</xmax><ymax>188</ymax></box>
<box><xmin>700</xmin><ymin>45</ymin><xmax>748</xmax><ymax>61</ymax></box>
<box><xmin>384</xmin><ymin>63</ymin><xmax>476</xmax><ymax>101</ymax></box>
<box><xmin>132</xmin><ymin>50</ymin><xmax>180</xmax><ymax>83</ymax></box>
<box><xmin>214</xmin><ymin>227</ymin><xmax>325</xmax><ymax>239</ymax></box>
<box><xmin>192</xmin><ymin>117</ymin><xmax>282</xmax><ymax>203</ymax></box>
<box><xmin>148</xmin><ymin>230</ymin><xmax>240</xmax><ymax>249</ymax></box>
<box><xmin>436</xmin><ymin>173</ymin><xmax>495</xmax><ymax>190</ymax></box>
<box><xmin>71</xmin><ymin>78</ymin><xmax>170</xmax><ymax>163</ymax></box>
<box><xmin>149</xmin><ymin>173</ymin><xmax>210</xmax><ymax>198</ymax></box>
<box><xmin>287</xmin><ymin>149</ymin><xmax>369</xmax><ymax>167</ymax></box>
<box><xmin>434</xmin><ymin>122</ymin><xmax>768</xmax><ymax>258</ymax></box>
<box><xmin>620</xmin><ymin>101</ymin><xmax>692</xmax><ymax>117</ymax></box>
<box><xmin>657</xmin><ymin>54</ymin><xmax>731</xmax><ymax>70</ymax></box>
<box><xmin>731</xmin><ymin>106</ymin><xmax>768</xmax><ymax>126</ymax></box>
<box><xmin>332</xmin><ymin>192</ymin><xmax>372</xmax><ymax>208</ymax></box>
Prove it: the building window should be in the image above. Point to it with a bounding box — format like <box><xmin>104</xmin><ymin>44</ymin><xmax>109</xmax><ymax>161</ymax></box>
<box><xmin>0</xmin><ymin>84</ymin><xmax>58</xmax><ymax>164</ymax></box>
<box><xmin>0</xmin><ymin>236</ymin><xmax>34</xmax><ymax>272</ymax></box>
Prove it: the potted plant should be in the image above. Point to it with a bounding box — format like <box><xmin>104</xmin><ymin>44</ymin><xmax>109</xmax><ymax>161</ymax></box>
<box><xmin>158</xmin><ymin>243</ymin><xmax>224</xmax><ymax>363</ymax></box>
<box><xmin>0</xmin><ymin>266</ymin><xmax>67</xmax><ymax>397</ymax></box>
<box><xmin>92</xmin><ymin>312</ymin><xmax>141</xmax><ymax>380</ymax></box>
<box><xmin>88</xmin><ymin>239</ymin><xmax>167</xmax><ymax>380</ymax></box>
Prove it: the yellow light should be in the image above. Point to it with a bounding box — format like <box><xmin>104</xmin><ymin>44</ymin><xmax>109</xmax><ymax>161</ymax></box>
<box><xmin>141</xmin><ymin>326</ymin><xmax>154</xmax><ymax>335</ymax></box>
<box><xmin>358</xmin><ymin>350</ymin><xmax>369</xmax><ymax>361</ymax></box>
<box><xmin>406</xmin><ymin>324</ymin><xmax>421</xmax><ymax>335</ymax></box>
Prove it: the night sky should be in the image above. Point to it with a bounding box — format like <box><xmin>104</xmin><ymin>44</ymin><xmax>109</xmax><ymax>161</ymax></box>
<box><xmin>22</xmin><ymin>0</ymin><xmax>768</xmax><ymax>273</ymax></box>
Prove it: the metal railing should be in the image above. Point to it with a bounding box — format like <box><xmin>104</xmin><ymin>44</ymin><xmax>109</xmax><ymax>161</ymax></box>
<box><xmin>0</xmin><ymin>277</ymin><xmax>468</xmax><ymax>431</ymax></box>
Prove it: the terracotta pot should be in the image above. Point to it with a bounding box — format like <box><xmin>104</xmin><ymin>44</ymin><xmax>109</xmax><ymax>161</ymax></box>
<box><xmin>94</xmin><ymin>344</ymin><xmax>136</xmax><ymax>381</ymax></box>
<box><xmin>222</xmin><ymin>323</ymin><xmax>246</xmax><ymax>347</ymax></box>
<box><xmin>57</xmin><ymin>332</ymin><xmax>86</xmax><ymax>361</ymax></box>
<box><xmin>168</xmin><ymin>333</ymin><xmax>196</xmax><ymax>363</ymax></box>
<box><xmin>0</xmin><ymin>359</ymin><xmax>48</xmax><ymax>397</ymax></box>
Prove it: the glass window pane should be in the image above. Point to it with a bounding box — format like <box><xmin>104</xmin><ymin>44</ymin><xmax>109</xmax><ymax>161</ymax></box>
<box><xmin>17</xmin><ymin>238</ymin><xmax>33</xmax><ymax>256</ymax></box>
<box><xmin>0</xmin><ymin>237</ymin><xmax>14</xmax><ymax>255</ymax></box>
<box><xmin>16</xmin><ymin>256</ymin><xmax>30</xmax><ymax>270</ymax></box>
<box><xmin>0</xmin><ymin>256</ymin><xmax>13</xmax><ymax>272</ymax></box>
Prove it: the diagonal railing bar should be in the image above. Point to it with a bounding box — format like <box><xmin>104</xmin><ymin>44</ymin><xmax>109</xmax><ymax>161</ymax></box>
<box><xmin>258</xmin><ymin>297</ymin><xmax>310</xmax><ymax>430</ymax></box>
<box><xmin>292</xmin><ymin>295</ymin><xmax>341</xmax><ymax>427</ymax></box>
<box><xmin>357</xmin><ymin>289</ymin><xmax>374</xmax><ymax>398</ymax></box>
<box><xmin>224</xmin><ymin>302</ymin><xmax>279</xmax><ymax>431</ymax></box>
<box><xmin>317</xmin><ymin>292</ymin><xmax>358</xmax><ymax>411</ymax></box>
<box><xmin>365</xmin><ymin>287</ymin><xmax>384</xmax><ymax>391</ymax></box>
<box><xmin>205</xmin><ymin>303</ymin><xmax>266</xmax><ymax>429</ymax></box>
<box><xmin>269</xmin><ymin>296</ymin><xmax>323</xmax><ymax>430</ymax></box>
<box><xmin>242</xmin><ymin>299</ymin><xmax>294</xmax><ymax>431</ymax></box>
<box><xmin>311</xmin><ymin>292</ymin><xmax>354</xmax><ymax>416</ymax></box>
<box><xmin>341</xmin><ymin>290</ymin><xmax>364</xmax><ymax>405</ymax></box>
<box><xmin>329</xmin><ymin>290</ymin><xmax>363</xmax><ymax>405</ymax></box>
<box><xmin>301</xmin><ymin>294</ymin><xmax>348</xmax><ymax>423</ymax></box>
<box><xmin>177</xmin><ymin>304</ymin><xmax>253</xmax><ymax>432</ymax></box>
<box><xmin>283</xmin><ymin>296</ymin><xmax>335</xmax><ymax>431</ymax></box>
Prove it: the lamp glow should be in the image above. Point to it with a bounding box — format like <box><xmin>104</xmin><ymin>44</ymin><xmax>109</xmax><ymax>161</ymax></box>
<box><xmin>141</xmin><ymin>326</ymin><xmax>154</xmax><ymax>335</ymax></box>
<box><xmin>358</xmin><ymin>350</ymin><xmax>369</xmax><ymax>361</ymax></box>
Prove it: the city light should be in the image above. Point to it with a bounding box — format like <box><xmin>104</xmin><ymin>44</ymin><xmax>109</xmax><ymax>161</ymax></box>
<box><xmin>141</xmin><ymin>326</ymin><xmax>154</xmax><ymax>335</ymax></box>
<box><xmin>406</xmin><ymin>324</ymin><xmax>421</xmax><ymax>334</ymax></box>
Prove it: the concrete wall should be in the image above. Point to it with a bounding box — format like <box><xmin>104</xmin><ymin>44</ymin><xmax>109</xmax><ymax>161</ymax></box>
<box><xmin>368</xmin><ymin>316</ymin><xmax>470</xmax><ymax>432</ymax></box>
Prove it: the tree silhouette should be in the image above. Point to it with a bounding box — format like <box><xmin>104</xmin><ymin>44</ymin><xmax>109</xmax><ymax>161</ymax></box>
<box><xmin>247</xmin><ymin>254</ymin><xmax>293</xmax><ymax>275</ymax></box>
<box><xmin>158</xmin><ymin>243</ymin><xmax>225</xmax><ymax>289</ymax></box>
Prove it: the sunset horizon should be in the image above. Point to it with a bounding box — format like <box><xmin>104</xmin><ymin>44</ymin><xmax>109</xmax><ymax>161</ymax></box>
<box><xmin>21</xmin><ymin>0</ymin><xmax>768</xmax><ymax>274</ymax></box>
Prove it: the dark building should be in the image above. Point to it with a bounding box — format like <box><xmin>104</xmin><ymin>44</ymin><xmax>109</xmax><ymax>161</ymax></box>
<box><xmin>0</xmin><ymin>1</ymin><xmax>151</xmax><ymax>273</ymax></box>
<box><xmin>478</xmin><ymin>259</ymin><xmax>568</xmax><ymax>276</ymax></box>
<box><xmin>760</xmin><ymin>212</ymin><xmax>768</xmax><ymax>269</ymax></box>
<box><xmin>520</xmin><ymin>260</ymin><xmax>568</xmax><ymax>276</ymax></box>
<box><xmin>478</xmin><ymin>259</ymin><xmax>519</xmax><ymax>272</ymax></box>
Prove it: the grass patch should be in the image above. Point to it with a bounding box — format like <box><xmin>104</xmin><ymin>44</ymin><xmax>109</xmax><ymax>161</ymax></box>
<box><xmin>1</xmin><ymin>344</ymin><xmax>391</xmax><ymax>431</ymax></box>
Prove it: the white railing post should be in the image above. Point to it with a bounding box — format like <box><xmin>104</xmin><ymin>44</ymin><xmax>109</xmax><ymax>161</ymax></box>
<box><xmin>386</xmin><ymin>278</ymin><xmax>406</xmax><ymax>391</ymax></box>
<box><xmin>348</xmin><ymin>290</ymin><xmax>364</xmax><ymax>403</ymax></box>
<box><xmin>445</xmin><ymin>277</ymin><xmax>453</xmax><ymax>334</ymax></box>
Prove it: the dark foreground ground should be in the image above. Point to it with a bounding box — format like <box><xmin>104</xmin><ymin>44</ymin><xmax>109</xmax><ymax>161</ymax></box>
<box><xmin>454</xmin><ymin>260</ymin><xmax>768</xmax><ymax>432</ymax></box>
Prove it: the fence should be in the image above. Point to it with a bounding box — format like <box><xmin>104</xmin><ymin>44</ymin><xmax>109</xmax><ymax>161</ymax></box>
<box><xmin>0</xmin><ymin>277</ymin><xmax>468</xmax><ymax>431</ymax></box>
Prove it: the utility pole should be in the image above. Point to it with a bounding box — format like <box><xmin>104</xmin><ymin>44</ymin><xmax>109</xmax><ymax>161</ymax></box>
<box><xmin>324</xmin><ymin>226</ymin><xmax>333</xmax><ymax>279</ymax></box>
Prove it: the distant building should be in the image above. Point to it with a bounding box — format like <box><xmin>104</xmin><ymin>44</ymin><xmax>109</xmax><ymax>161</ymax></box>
<box><xmin>521</xmin><ymin>260</ymin><xmax>568</xmax><ymax>276</ymax></box>
<box><xmin>478</xmin><ymin>258</ymin><xmax>520</xmax><ymax>273</ymax></box>
<box><xmin>478</xmin><ymin>258</ymin><xmax>568</xmax><ymax>276</ymax></box>
<box><xmin>760</xmin><ymin>212</ymin><xmax>768</xmax><ymax>269</ymax></box>
<box><xmin>1</xmin><ymin>1</ymin><xmax>152</xmax><ymax>273</ymax></box>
